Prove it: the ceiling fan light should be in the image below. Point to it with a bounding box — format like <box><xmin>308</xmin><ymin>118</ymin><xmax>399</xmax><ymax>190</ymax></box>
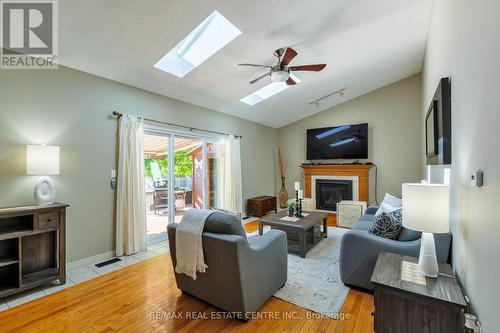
<box><xmin>271</xmin><ymin>71</ymin><xmax>289</xmax><ymax>82</ymax></box>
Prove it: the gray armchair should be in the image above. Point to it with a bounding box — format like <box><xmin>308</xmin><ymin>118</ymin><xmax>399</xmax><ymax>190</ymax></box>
<box><xmin>339</xmin><ymin>206</ymin><xmax>452</xmax><ymax>290</ymax></box>
<box><xmin>167</xmin><ymin>212</ymin><xmax>287</xmax><ymax>320</ymax></box>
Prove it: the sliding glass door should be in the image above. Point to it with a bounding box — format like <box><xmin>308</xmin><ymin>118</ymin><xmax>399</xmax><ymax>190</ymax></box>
<box><xmin>143</xmin><ymin>128</ymin><xmax>222</xmax><ymax>244</ymax></box>
<box><xmin>144</xmin><ymin>133</ymin><xmax>171</xmax><ymax>245</ymax></box>
<box><xmin>173</xmin><ymin>136</ymin><xmax>203</xmax><ymax>223</ymax></box>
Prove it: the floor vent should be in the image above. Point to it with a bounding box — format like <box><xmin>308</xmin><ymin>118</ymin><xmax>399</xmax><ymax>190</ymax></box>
<box><xmin>95</xmin><ymin>258</ymin><xmax>121</xmax><ymax>268</ymax></box>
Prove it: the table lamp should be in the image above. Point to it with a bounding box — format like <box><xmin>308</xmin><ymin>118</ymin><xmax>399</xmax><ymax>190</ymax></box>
<box><xmin>26</xmin><ymin>145</ymin><xmax>60</xmax><ymax>205</ymax></box>
<box><xmin>402</xmin><ymin>183</ymin><xmax>449</xmax><ymax>278</ymax></box>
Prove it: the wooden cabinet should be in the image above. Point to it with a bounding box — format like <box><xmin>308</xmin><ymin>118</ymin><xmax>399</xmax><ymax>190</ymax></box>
<box><xmin>246</xmin><ymin>196</ymin><xmax>277</xmax><ymax>217</ymax></box>
<box><xmin>371</xmin><ymin>252</ymin><xmax>467</xmax><ymax>333</ymax></box>
<box><xmin>0</xmin><ymin>203</ymin><xmax>68</xmax><ymax>299</ymax></box>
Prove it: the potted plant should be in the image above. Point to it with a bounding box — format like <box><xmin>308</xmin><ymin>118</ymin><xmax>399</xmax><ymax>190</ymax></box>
<box><xmin>287</xmin><ymin>202</ymin><xmax>295</xmax><ymax>217</ymax></box>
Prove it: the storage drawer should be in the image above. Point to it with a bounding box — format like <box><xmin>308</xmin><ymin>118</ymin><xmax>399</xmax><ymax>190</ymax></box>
<box><xmin>36</xmin><ymin>211</ymin><xmax>59</xmax><ymax>230</ymax></box>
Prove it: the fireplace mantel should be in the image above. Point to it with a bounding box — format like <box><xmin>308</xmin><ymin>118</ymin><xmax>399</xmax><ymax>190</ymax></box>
<box><xmin>300</xmin><ymin>164</ymin><xmax>373</xmax><ymax>205</ymax></box>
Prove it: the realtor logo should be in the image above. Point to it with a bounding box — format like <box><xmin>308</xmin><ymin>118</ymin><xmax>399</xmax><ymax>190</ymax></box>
<box><xmin>1</xmin><ymin>0</ymin><xmax>58</xmax><ymax>69</ymax></box>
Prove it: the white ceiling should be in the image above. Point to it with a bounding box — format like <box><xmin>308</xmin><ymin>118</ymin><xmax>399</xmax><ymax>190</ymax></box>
<box><xmin>59</xmin><ymin>0</ymin><xmax>433</xmax><ymax>128</ymax></box>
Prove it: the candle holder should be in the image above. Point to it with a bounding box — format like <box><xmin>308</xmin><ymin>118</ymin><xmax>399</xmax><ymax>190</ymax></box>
<box><xmin>295</xmin><ymin>190</ymin><xmax>303</xmax><ymax>218</ymax></box>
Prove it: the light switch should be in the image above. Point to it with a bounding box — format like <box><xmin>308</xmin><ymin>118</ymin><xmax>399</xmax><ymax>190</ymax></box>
<box><xmin>111</xmin><ymin>169</ymin><xmax>117</xmax><ymax>189</ymax></box>
<box><xmin>470</xmin><ymin>170</ymin><xmax>483</xmax><ymax>187</ymax></box>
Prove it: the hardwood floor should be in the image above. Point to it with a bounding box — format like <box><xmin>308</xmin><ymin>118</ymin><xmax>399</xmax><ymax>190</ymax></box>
<box><xmin>0</xmin><ymin>221</ymin><xmax>374</xmax><ymax>333</ymax></box>
<box><xmin>0</xmin><ymin>254</ymin><xmax>374</xmax><ymax>333</ymax></box>
<box><xmin>243</xmin><ymin>219</ymin><xmax>260</xmax><ymax>233</ymax></box>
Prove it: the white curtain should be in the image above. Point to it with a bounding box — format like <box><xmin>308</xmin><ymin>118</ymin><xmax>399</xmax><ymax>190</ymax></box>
<box><xmin>116</xmin><ymin>115</ymin><xmax>147</xmax><ymax>256</ymax></box>
<box><xmin>217</xmin><ymin>135</ymin><xmax>243</xmax><ymax>214</ymax></box>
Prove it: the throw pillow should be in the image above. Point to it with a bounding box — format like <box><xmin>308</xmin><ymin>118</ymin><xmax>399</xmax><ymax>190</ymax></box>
<box><xmin>375</xmin><ymin>201</ymin><xmax>401</xmax><ymax>216</ymax></box>
<box><xmin>390</xmin><ymin>208</ymin><xmax>402</xmax><ymax>224</ymax></box>
<box><xmin>382</xmin><ymin>193</ymin><xmax>403</xmax><ymax>207</ymax></box>
<box><xmin>368</xmin><ymin>209</ymin><xmax>402</xmax><ymax>240</ymax></box>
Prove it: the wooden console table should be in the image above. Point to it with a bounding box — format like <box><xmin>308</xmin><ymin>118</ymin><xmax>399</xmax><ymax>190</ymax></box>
<box><xmin>0</xmin><ymin>203</ymin><xmax>68</xmax><ymax>299</ymax></box>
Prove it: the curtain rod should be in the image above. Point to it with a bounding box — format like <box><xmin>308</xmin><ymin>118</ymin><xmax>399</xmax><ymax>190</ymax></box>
<box><xmin>112</xmin><ymin>111</ymin><xmax>242</xmax><ymax>139</ymax></box>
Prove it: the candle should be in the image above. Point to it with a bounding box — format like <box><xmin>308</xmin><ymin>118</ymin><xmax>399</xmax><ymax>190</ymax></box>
<box><xmin>298</xmin><ymin>190</ymin><xmax>303</xmax><ymax>199</ymax></box>
<box><xmin>295</xmin><ymin>182</ymin><xmax>300</xmax><ymax>191</ymax></box>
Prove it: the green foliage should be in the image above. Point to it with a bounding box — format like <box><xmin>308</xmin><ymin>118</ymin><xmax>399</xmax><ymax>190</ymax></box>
<box><xmin>173</xmin><ymin>148</ymin><xmax>193</xmax><ymax>176</ymax></box>
<box><xmin>287</xmin><ymin>201</ymin><xmax>296</xmax><ymax>210</ymax></box>
<box><xmin>144</xmin><ymin>148</ymin><xmax>193</xmax><ymax>178</ymax></box>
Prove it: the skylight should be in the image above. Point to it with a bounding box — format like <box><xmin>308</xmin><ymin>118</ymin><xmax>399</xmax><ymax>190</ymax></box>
<box><xmin>240</xmin><ymin>74</ymin><xmax>301</xmax><ymax>105</ymax></box>
<box><xmin>154</xmin><ymin>11</ymin><xmax>241</xmax><ymax>77</ymax></box>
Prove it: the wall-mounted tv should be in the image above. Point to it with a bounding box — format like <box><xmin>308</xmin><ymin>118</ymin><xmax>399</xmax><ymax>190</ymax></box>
<box><xmin>306</xmin><ymin>123</ymin><xmax>368</xmax><ymax>160</ymax></box>
<box><xmin>426</xmin><ymin>77</ymin><xmax>451</xmax><ymax>165</ymax></box>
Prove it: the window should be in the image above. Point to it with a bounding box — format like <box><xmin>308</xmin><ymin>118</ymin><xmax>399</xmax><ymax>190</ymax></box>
<box><xmin>240</xmin><ymin>74</ymin><xmax>301</xmax><ymax>105</ymax></box>
<box><xmin>154</xmin><ymin>11</ymin><xmax>241</xmax><ymax>77</ymax></box>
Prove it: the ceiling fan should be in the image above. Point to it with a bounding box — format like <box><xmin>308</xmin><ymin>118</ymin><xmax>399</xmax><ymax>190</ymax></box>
<box><xmin>238</xmin><ymin>47</ymin><xmax>326</xmax><ymax>86</ymax></box>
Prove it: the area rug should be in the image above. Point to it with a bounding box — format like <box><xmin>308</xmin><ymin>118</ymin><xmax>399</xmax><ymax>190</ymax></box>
<box><xmin>271</xmin><ymin>226</ymin><xmax>350</xmax><ymax>317</ymax></box>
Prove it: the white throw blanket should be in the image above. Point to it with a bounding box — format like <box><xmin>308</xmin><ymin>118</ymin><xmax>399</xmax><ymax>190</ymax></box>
<box><xmin>175</xmin><ymin>209</ymin><xmax>214</xmax><ymax>280</ymax></box>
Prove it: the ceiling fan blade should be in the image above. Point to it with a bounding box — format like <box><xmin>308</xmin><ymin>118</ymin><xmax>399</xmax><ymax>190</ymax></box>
<box><xmin>288</xmin><ymin>64</ymin><xmax>326</xmax><ymax>72</ymax></box>
<box><xmin>286</xmin><ymin>77</ymin><xmax>297</xmax><ymax>86</ymax></box>
<box><xmin>281</xmin><ymin>47</ymin><xmax>298</xmax><ymax>66</ymax></box>
<box><xmin>238</xmin><ymin>63</ymin><xmax>272</xmax><ymax>68</ymax></box>
<box><xmin>250</xmin><ymin>72</ymin><xmax>270</xmax><ymax>84</ymax></box>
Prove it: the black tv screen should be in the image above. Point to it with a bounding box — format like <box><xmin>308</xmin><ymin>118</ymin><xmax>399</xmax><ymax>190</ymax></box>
<box><xmin>426</xmin><ymin>77</ymin><xmax>451</xmax><ymax>165</ymax></box>
<box><xmin>306</xmin><ymin>123</ymin><xmax>368</xmax><ymax>160</ymax></box>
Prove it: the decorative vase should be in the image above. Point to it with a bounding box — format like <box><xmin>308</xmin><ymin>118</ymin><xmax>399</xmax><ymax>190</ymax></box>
<box><xmin>288</xmin><ymin>208</ymin><xmax>294</xmax><ymax>217</ymax></box>
<box><xmin>279</xmin><ymin>177</ymin><xmax>288</xmax><ymax>208</ymax></box>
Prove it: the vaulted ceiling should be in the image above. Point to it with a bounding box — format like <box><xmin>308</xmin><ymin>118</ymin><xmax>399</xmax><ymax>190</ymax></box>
<box><xmin>59</xmin><ymin>0</ymin><xmax>433</xmax><ymax>128</ymax></box>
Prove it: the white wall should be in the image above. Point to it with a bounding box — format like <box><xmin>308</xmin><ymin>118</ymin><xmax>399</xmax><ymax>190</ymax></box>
<box><xmin>0</xmin><ymin>66</ymin><xmax>278</xmax><ymax>262</ymax></box>
<box><xmin>277</xmin><ymin>74</ymin><xmax>423</xmax><ymax>204</ymax></box>
<box><xmin>423</xmin><ymin>0</ymin><xmax>500</xmax><ymax>329</ymax></box>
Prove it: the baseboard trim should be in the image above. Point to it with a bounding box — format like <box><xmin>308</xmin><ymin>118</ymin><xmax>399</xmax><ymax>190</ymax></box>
<box><xmin>67</xmin><ymin>250</ymin><xmax>116</xmax><ymax>271</ymax></box>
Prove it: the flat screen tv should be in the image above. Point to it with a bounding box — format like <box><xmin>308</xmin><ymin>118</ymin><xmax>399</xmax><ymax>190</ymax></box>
<box><xmin>306</xmin><ymin>123</ymin><xmax>368</xmax><ymax>160</ymax></box>
<box><xmin>426</xmin><ymin>77</ymin><xmax>451</xmax><ymax>165</ymax></box>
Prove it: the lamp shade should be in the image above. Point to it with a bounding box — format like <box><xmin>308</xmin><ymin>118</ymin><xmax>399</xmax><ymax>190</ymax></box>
<box><xmin>402</xmin><ymin>183</ymin><xmax>449</xmax><ymax>233</ymax></box>
<box><xmin>26</xmin><ymin>145</ymin><xmax>60</xmax><ymax>175</ymax></box>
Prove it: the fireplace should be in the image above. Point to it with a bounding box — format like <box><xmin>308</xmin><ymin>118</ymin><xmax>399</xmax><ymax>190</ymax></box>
<box><xmin>315</xmin><ymin>179</ymin><xmax>353</xmax><ymax>211</ymax></box>
<box><xmin>301</xmin><ymin>164</ymin><xmax>372</xmax><ymax>224</ymax></box>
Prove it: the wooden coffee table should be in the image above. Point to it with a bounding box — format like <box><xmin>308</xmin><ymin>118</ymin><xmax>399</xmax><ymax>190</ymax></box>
<box><xmin>259</xmin><ymin>210</ymin><xmax>328</xmax><ymax>258</ymax></box>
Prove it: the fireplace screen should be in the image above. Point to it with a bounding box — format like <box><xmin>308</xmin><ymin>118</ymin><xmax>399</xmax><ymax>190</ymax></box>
<box><xmin>315</xmin><ymin>179</ymin><xmax>353</xmax><ymax>211</ymax></box>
